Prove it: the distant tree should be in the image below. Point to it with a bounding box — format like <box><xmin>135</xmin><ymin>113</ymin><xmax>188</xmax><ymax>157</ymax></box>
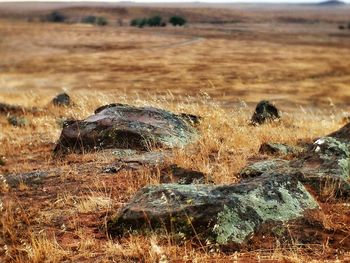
<box><xmin>130</xmin><ymin>18</ymin><xmax>140</xmax><ymax>27</ymax></box>
<box><xmin>138</xmin><ymin>18</ymin><xmax>148</xmax><ymax>28</ymax></box>
<box><xmin>147</xmin><ymin>16</ymin><xmax>162</xmax><ymax>27</ymax></box>
<box><xmin>82</xmin><ymin>15</ymin><xmax>97</xmax><ymax>24</ymax></box>
<box><xmin>96</xmin><ymin>17</ymin><xmax>108</xmax><ymax>26</ymax></box>
<box><xmin>47</xmin><ymin>11</ymin><xmax>66</xmax><ymax>23</ymax></box>
<box><xmin>169</xmin><ymin>16</ymin><xmax>187</xmax><ymax>26</ymax></box>
<box><xmin>339</xmin><ymin>25</ymin><xmax>345</xmax><ymax>30</ymax></box>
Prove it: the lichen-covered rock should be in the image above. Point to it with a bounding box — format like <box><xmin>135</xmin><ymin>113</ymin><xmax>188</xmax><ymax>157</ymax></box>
<box><xmin>251</xmin><ymin>100</ymin><xmax>280</xmax><ymax>125</ymax></box>
<box><xmin>54</xmin><ymin>104</ymin><xmax>198</xmax><ymax>153</ymax></box>
<box><xmin>239</xmin><ymin>159</ymin><xmax>289</xmax><ymax>179</ymax></box>
<box><xmin>259</xmin><ymin>142</ymin><xmax>303</xmax><ymax>156</ymax></box>
<box><xmin>291</xmin><ymin>136</ymin><xmax>350</xmax><ymax>197</ymax></box>
<box><xmin>108</xmin><ymin>173</ymin><xmax>319</xmax><ymax>246</ymax></box>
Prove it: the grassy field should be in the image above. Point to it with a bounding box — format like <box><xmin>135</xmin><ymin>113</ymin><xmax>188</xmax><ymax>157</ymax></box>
<box><xmin>1</xmin><ymin>3</ymin><xmax>350</xmax><ymax>262</ymax></box>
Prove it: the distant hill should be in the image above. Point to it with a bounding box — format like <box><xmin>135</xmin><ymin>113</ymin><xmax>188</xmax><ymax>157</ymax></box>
<box><xmin>317</xmin><ymin>0</ymin><xmax>346</xmax><ymax>6</ymax></box>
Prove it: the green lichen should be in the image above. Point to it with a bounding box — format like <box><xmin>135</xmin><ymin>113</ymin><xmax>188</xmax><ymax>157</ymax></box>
<box><xmin>213</xmin><ymin>182</ymin><xmax>319</xmax><ymax>245</ymax></box>
<box><xmin>315</xmin><ymin>137</ymin><xmax>350</xmax><ymax>179</ymax></box>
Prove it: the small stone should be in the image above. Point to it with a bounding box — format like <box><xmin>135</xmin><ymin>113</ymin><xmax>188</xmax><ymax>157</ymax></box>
<box><xmin>251</xmin><ymin>100</ymin><xmax>280</xmax><ymax>125</ymax></box>
<box><xmin>52</xmin><ymin>93</ymin><xmax>71</xmax><ymax>106</ymax></box>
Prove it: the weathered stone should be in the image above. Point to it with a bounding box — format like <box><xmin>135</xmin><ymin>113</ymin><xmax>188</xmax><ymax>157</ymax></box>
<box><xmin>52</xmin><ymin>93</ymin><xmax>71</xmax><ymax>106</ymax></box>
<box><xmin>291</xmin><ymin>136</ymin><xmax>350</xmax><ymax>197</ymax></box>
<box><xmin>160</xmin><ymin>164</ymin><xmax>210</xmax><ymax>184</ymax></box>
<box><xmin>259</xmin><ymin>142</ymin><xmax>302</xmax><ymax>156</ymax></box>
<box><xmin>251</xmin><ymin>100</ymin><xmax>280</xmax><ymax>125</ymax></box>
<box><xmin>54</xmin><ymin>104</ymin><xmax>198</xmax><ymax>154</ymax></box>
<box><xmin>239</xmin><ymin>159</ymin><xmax>289</xmax><ymax>179</ymax></box>
<box><xmin>108</xmin><ymin>173</ymin><xmax>319</xmax><ymax>246</ymax></box>
<box><xmin>3</xmin><ymin>171</ymin><xmax>48</xmax><ymax>188</ymax></box>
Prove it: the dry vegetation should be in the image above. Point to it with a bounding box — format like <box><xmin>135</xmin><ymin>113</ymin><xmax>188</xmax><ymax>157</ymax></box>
<box><xmin>1</xmin><ymin>3</ymin><xmax>350</xmax><ymax>262</ymax></box>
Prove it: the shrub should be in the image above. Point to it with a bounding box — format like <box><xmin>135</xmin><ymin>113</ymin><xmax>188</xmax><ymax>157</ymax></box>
<box><xmin>169</xmin><ymin>16</ymin><xmax>186</xmax><ymax>26</ymax></box>
<box><xmin>338</xmin><ymin>25</ymin><xmax>345</xmax><ymax>30</ymax></box>
<box><xmin>46</xmin><ymin>11</ymin><xmax>66</xmax><ymax>23</ymax></box>
<box><xmin>96</xmin><ymin>17</ymin><xmax>108</xmax><ymax>26</ymax></box>
<box><xmin>82</xmin><ymin>15</ymin><xmax>97</xmax><ymax>24</ymax></box>
<box><xmin>147</xmin><ymin>16</ymin><xmax>162</xmax><ymax>27</ymax></box>
<box><xmin>138</xmin><ymin>18</ymin><xmax>148</xmax><ymax>28</ymax></box>
<box><xmin>130</xmin><ymin>18</ymin><xmax>140</xmax><ymax>27</ymax></box>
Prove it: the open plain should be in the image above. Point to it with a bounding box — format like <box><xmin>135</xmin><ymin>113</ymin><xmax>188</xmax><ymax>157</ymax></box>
<box><xmin>1</xmin><ymin>2</ymin><xmax>350</xmax><ymax>262</ymax></box>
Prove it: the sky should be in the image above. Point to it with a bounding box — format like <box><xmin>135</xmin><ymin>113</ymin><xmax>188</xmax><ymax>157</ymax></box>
<box><xmin>0</xmin><ymin>0</ymin><xmax>349</xmax><ymax>3</ymax></box>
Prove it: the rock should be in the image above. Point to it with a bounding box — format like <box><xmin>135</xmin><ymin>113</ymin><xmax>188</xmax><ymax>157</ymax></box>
<box><xmin>239</xmin><ymin>159</ymin><xmax>289</xmax><ymax>179</ymax></box>
<box><xmin>103</xmin><ymin>151</ymin><xmax>171</xmax><ymax>174</ymax></box>
<box><xmin>251</xmin><ymin>100</ymin><xmax>280</xmax><ymax>125</ymax></box>
<box><xmin>291</xmin><ymin>136</ymin><xmax>350</xmax><ymax>198</ymax></box>
<box><xmin>160</xmin><ymin>164</ymin><xmax>210</xmax><ymax>184</ymax></box>
<box><xmin>3</xmin><ymin>171</ymin><xmax>48</xmax><ymax>188</ymax></box>
<box><xmin>259</xmin><ymin>142</ymin><xmax>302</xmax><ymax>156</ymax></box>
<box><xmin>54</xmin><ymin>104</ymin><xmax>198</xmax><ymax>154</ymax></box>
<box><xmin>52</xmin><ymin>93</ymin><xmax>71</xmax><ymax>106</ymax></box>
<box><xmin>7</xmin><ymin>115</ymin><xmax>28</xmax><ymax>127</ymax></box>
<box><xmin>107</xmin><ymin>173</ymin><xmax>319</xmax><ymax>246</ymax></box>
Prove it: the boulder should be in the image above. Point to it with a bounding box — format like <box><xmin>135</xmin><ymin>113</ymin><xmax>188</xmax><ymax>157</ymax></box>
<box><xmin>54</xmin><ymin>104</ymin><xmax>198</xmax><ymax>154</ymax></box>
<box><xmin>52</xmin><ymin>93</ymin><xmax>71</xmax><ymax>106</ymax></box>
<box><xmin>251</xmin><ymin>100</ymin><xmax>280</xmax><ymax>125</ymax></box>
<box><xmin>107</xmin><ymin>173</ymin><xmax>319</xmax><ymax>246</ymax></box>
<box><xmin>291</xmin><ymin>136</ymin><xmax>350</xmax><ymax>197</ymax></box>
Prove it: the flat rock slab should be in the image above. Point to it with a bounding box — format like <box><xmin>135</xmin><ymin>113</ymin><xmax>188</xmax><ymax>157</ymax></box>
<box><xmin>54</xmin><ymin>104</ymin><xmax>198</xmax><ymax>154</ymax></box>
<box><xmin>108</xmin><ymin>173</ymin><xmax>319</xmax><ymax>246</ymax></box>
<box><xmin>2</xmin><ymin>171</ymin><xmax>48</xmax><ymax>188</ymax></box>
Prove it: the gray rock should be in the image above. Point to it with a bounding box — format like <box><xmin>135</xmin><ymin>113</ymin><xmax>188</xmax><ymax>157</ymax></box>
<box><xmin>251</xmin><ymin>100</ymin><xmax>280</xmax><ymax>125</ymax></box>
<box><xmin>54</xmin><ymin>104</ymin><xmax>198</xmax><ymax>154</ymax></box>
<box><xmin>3</xmin><ymin>171</ymin><xmax>48</xmax><ymax>188</ymax></box>
<box><xmin>52</xmin><ymin>93</ymin><xmax>71</xmax><ymax>107</ymax></box>
<box><xmin>107</xmin><ymin>173</ymin><xmax>319</xmax><ymax>246</ymax></box>
<box><xmin>291</xmin><ymin>136</ymin><xmax>350</xmax><ymax>197</ymax></box>
<box><xmin>239</xmin><ymin>159</ymin><xmax>289</xmax><ymax>179</ymax></box>
<box><xmin>259</xmin><ymin>142</ymin><xmax>303</xmax><ymax>156</ymax></box>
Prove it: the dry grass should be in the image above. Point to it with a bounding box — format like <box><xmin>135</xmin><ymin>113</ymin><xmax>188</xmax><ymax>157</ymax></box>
<box><xmin>1</xmin><ymin>7</ymin><xmax>350</xmax><ymax>262</ymax></box>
